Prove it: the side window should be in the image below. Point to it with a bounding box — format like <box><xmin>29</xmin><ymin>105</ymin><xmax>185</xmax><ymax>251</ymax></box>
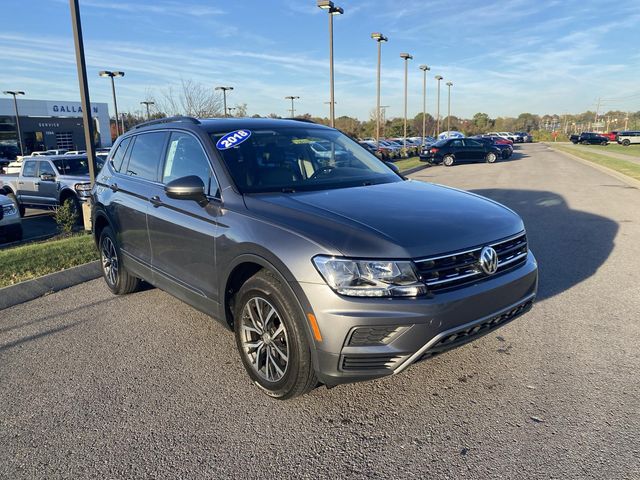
<box><xmin>465</xmin><ymin>139</ymin><xmax>482</xmax><ymax>147</ymax></box>
<box><xmin>451</xmin><ymin>140</ymin><xmax>463</xmax><ymax>148</ymax></box>
<box><xmin>125</xmin><ymin>132</ymin><xmax>167</xmax><ymax>181</ymax></box>
<box><xmin>22</xmin><ymin>161</ymin><xmax>37</xmax><ymax>177</ymax></box>
<box><xmin>111</xmin><ymin>137</ymin><xmax>131</xmax><ymax>172</ymax></box>
<box><xmin>38</xmin><ymin>161</ymin><xmax>56</xmax><ymax>176</ymax></box>
<box><xmin>162</xmin><ymin>132</ymin><xmax>218</xmax><ymax>196</ymax></box>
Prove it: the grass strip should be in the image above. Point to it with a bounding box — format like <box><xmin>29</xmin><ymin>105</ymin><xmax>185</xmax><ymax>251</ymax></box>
<box><xmin>0</xmin><ymin>234</ymin><xmax>98</xmax><ymax>288</ymax></box>
<box><xmin>551</xmin><ymin>145</ymin><xmax>640</xmax><ymax>182</ymax></box>
<box><xmin>395</xmin><ymin>156</ymin><xmax>424</xmax><ymax>172</ymax></box>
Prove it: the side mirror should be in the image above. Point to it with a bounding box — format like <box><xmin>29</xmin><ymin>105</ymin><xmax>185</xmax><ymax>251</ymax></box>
<box><xmin>385</xmin><ymin>161</ymin><xmax>400</xmax><ymax>174</ymax></box>
<box><xmin>40</xmin><ymin>173</ymin><xmax>56</xmax><ymax>182</ymax></box>
<box><xmin>165</xmin><ymin>175</ymin><xmax>208</xmax><ymax>206</ymax></box>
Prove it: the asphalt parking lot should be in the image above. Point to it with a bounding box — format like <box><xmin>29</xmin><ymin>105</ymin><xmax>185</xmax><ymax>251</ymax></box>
<box><xmin>1</xmin><ymin>143</ymin><xmax>638</xmax><ymax>479</ymax></box>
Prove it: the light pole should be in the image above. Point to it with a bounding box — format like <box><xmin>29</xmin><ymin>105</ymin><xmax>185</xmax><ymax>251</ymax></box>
<box><xmin>434</xmin><ymin>75</ymin><xmax>443</xmax><ymax>137</ymax></box>
<box><xmin>3</xmin><ymin>90</ymin><xmax>25</xmax><ymax>156</ymax></box>
<box><xmin>446</xmin><ymin>81</ymin><xmax>453</xmax><ymax>135</ymax></box>
<box><xmin>317</xmin><ymin>0</ymin><xmax>343</xmax><ymax>128</ymax></box>
<box><xmin>70</xmin><ymin>0</ymin><xmax>97</xmax><ymax>185</ymax></box>
<box><xmin>98</xmin><ymin>70</ymin><xmax>124</xmax><ymax>136</ymax></box>
<box><xmin>419</xmin><ymin>65</ymin><xmax>430</xmax><ymax>145</ymax></box>
<box><xmin>371</xmin><ymin>32</ymin><xmax>388</xmax><ymax>148</ymax></box>
<box><xmin>215</xmin><ymin>86</ymin><xmax>234</xmax><ymax>117</ymax></box>
<box><xmin>400</xmin><ymin>53</ymin><xmax>413</xmax><ymax>153</ymax></box>
<box><xmin>284</xmin><ymin>96</ymin><xmax>300</xmax><ymax>117</ymax></box>
<box><xmin>379</xmin><ymin>105</ymin><xmax>389</xmax><ymax>138</ymax></box>
<box><xmin>140</xmin><ymin>100</ymin><xmax>154</xmax><ymax>120</ymax></box>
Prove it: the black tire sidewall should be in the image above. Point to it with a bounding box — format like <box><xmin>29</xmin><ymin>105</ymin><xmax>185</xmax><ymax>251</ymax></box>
<box><xmin>233</xmin><ymin>272</ymin><xmax>312</xmax><ymax>399</ymax></box>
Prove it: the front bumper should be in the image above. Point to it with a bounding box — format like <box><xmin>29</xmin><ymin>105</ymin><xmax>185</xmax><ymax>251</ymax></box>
<box><xmin>301</xmin><ymin>252</ymin><xmax>538</xmax><ymax>386</ymax></box>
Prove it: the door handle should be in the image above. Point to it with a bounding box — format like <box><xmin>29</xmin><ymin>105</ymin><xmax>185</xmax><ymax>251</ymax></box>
<box><xmin>109</xmin><ymin>183</ymin><xmax>118</xmax><ymax>192</ymax></box>
<box><xmin>150</xmin><ymin>195</ymin><xmax>163</xmax><ymax>208</ymax></box>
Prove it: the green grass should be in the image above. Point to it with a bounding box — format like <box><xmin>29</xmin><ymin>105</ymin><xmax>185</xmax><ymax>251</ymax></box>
<box><xmin>0</xmin><ymin>234</ymin><xmax>99</xmax><ymax>288</ymax></box>
<box><xmin>395</xmin><ymin>156</ymin><xmax>424</xmax><ymax>172</ymax></box>
<box><xmin>551</xmin><ymin>145</ymin><xmax>640</xmax><ymax>182</ymax></box>
<box><xmin>566</xmin><ymin>142</ymin><xmax>640</xmax><ymax>158</ymax></box>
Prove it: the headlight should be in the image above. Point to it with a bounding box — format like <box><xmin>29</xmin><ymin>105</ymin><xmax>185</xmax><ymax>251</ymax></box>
<box><xmin>2</xmin><ymin>203</ymin><xmax>17</xmax><ymax>216</ymax></box>
<box><xmin>74</xmin><ymin>183</ymin><xmax>92</xmax><ymax>197</ymax></box>
<box><xmin>313</xmin><ymin>256</ymin><xmax>427</xmax><ymax>297</ymax></box>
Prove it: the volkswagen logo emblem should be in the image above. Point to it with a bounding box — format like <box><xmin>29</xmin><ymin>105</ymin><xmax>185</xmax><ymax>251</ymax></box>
<box><xmin>479</xmin><ymin>246</ymin><xmax>499</xmax><ymax>275</ymax></box>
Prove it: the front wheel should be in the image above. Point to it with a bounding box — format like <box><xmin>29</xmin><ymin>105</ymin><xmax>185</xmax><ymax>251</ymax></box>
<box><xmin>99</xmin><ymin>226</ymin><xmax>141</xmax><ymax>295</ymax></box>
<box><xmin>622</xmin><ymin>139</ymin><xmax>630</xmax><ymax>146</ymax></box>
<box><xmin>601</xmin><ymin>141</ymin><xmax>608</xmax><ymax>146</ymax></box>
<box><xmin>6</xmin><ymin>192</ymin><xmax>25</xmax><ymax>217</ymax></box>
<box><xmin>443</xmin><ymin>154</ymin><xmax>455</xmax><ymax>167</ymax></box>
<box><xmin>486</xmin><ymin>152</ymin><xmax>497</xmax><ymax>163</ymax></box>
<box><xmin>234</xmin><ymin>270</ymin><xmax>317</xmax><ymax>399</ymax></box>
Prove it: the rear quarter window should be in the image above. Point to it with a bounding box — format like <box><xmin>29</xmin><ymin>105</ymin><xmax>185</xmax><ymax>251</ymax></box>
<box><xmin>111</xmin><ymin>137</ymin><xmax>132</xmax><ymax>172</ymax></box>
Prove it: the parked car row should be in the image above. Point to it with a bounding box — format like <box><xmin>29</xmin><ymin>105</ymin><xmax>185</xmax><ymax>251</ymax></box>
<box><xmin>487</xmin><ymin>132</ymin><xmax>532</xmax><ymax>143</ymax></box>
<box><xmin>358</xmin><ymin>137</ymin><xmax>435</xmax><ymax>160</ymax></box>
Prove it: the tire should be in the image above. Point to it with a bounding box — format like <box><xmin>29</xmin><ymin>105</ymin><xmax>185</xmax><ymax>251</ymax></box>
<box><xmin>9</xmin><ymin>225</ymin><xmax>23</xmax><ymax>242</ymax></box>
<box><xmin>601</xmin><ymin>141</ymin><xmax>608</xmax><ymax>146</ymax></box>
<box><xmin>443</xmin><ymin>154</ymin><xmax>455</xmax><ymax>167</ymax></box>
<box><xmin>622</xmin><ymin>139</ymin><xmax>630</xmax><ymax>146</ymax></box>
<box><xmin>6</xmin><ymin>192</ymin><xmax>25</xmax><ymax>217</ymax></box>
<box><xmin>485</xmin><ymin>152</ymin><xmax>497</xmax><ymax>163</ymax></box>
<box><xmin>234</xmin><ymin>269</ymin><xmax>317</xmax><ymax>399</ymax></box>
<box><xmin>99</xmin><ymin>226</ymin><xmax>141</xmax><ymax>295</ymax></box>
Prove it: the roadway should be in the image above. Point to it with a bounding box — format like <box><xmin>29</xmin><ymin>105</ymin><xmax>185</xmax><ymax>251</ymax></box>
<box><xmin>1</xmin><ymin>143</ymin><xmax>639</xmax><ymax>479</ymax></box>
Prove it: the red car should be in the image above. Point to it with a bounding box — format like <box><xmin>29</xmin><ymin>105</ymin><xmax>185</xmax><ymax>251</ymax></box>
<box><xmin>603</xmin><ymin>131</ymin><xmax>619</xmax><ymax>142</ymax></box>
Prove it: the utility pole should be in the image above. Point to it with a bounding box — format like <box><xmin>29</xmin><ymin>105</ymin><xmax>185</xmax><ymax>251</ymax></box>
<box><xmin>446</xmin><ymin>81</ymin><xmax>453</xmax><ymax>135</ymax></box>
<box><xmin>140</xmin><ymin>100</ymin><xmax>154</xmax><ymax>120</ymax></box>
<box><xmin>2</xmin><ymin>91</ymin><xmax>25</xmax><ymax>156</ymax></box>
<box><xmin>419</xmin><ymin>65</ymin><xmax>430</xmax><ymax>146</ymax></box>
<box><xmin>284</xmin><ymin>96</ymin><xmax>299</xmax><ymax>117</ymax></box>
<box><xmin>215</xmin><ymin>86</ymin><xmax>233</xmax><ymax>117</ymax></box>
<box><xmin>69</xmin><ymin>0</ymin><xmax>97</xmax><ymax>185</ymax></box>
<box><xmin>594</xmin><ymin>97</ymin><xmax>601</xmax><ymax>124</ymax></box>
<box><xmin>371</xmin><ymin>32</ymin><xmax>388</xmax><ymax>149</ymax></box>
<box><xmin>434</xmin><ymin>75</ymin><xmax>443</xmax><ymax>137</ymax></box>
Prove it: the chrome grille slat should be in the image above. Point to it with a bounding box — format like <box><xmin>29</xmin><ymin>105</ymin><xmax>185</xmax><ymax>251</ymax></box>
<box><xmin>415</xmin><ymin>232</ymin><xmax>528</xmax><ymax>291</ymax></box>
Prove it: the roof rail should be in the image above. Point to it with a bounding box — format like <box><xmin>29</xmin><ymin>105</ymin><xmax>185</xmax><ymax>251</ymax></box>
<box><xmin>285</xmin><ymin>117</ymin><xmax>316</xmax><ymax>124</ymax></box>
<box><xmin>133</xmin><ymin>116</ymin><xmax>201</xmax><ymax>130</ymax></box>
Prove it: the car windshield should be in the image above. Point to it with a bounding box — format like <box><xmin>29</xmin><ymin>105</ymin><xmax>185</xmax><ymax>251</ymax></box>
<box><xmin>211</xmin><ymin>127</ymin><xmax>400</xmax><ymax>193</ymax></box>
<box><xmin>433</xmin><ymin>139</ymin><xmax>449</xmax><ymax>147</ymax></box>
<box><xmin>52</xmin><ymin>157</ymin><xmax>90</xmax><ymax>176</ymax></box>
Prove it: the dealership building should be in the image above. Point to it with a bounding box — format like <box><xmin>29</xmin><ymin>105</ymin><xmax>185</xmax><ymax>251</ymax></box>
<box><xmin>0</xmin><ymin>98</ymin><xmax>112</xmax><ymax>155</ymax></box>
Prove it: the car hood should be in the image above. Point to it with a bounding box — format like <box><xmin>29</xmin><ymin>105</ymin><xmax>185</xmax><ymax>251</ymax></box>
<box><xmin>243</xmin><ymin>180</ymin><xmax>524</xmax><ymax>258</ymax></box>
<box><xmin>60</xmin><ymin>175</ymin><xmax>90</xmax><ymax>183</ymax></box>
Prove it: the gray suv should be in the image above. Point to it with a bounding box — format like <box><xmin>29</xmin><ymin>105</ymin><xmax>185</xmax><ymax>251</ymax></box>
<box><xmin>92</xmin><ymin>117</ymin><xmax>538</xmax><ymax>399</ymax></box>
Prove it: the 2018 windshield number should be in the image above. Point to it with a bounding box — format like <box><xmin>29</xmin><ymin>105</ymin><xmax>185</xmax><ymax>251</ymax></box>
<box><xmin>218</xmin><ymin>130</ymin><xmax>250</xmax><ymax>149</ymax></box>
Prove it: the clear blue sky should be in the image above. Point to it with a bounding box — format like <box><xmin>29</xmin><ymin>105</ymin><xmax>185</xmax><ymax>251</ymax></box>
<box><xmin>1</xmin><ymin>0</ymin><xmax>639</xmax><ymax>120</ymax></box>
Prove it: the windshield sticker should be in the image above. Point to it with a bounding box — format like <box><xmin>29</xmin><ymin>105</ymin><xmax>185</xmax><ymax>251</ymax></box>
<box><xmin>216</xmin><ymin>129</ymin><xmax>252</xmax><ymax>150</ymax></box>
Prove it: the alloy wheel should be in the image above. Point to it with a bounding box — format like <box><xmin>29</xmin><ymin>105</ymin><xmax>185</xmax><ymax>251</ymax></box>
<box><xmin>101</xmin><ymin>236</ymin><xmax>118</xmax><ymax>287</ymax></box>
<box><xmin>240</xmin><ymin>297</ymin><xmax>289</xmax><ymax>383</ymax></box>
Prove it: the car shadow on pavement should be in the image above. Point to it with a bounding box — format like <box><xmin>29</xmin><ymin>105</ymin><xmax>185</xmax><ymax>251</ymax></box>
<box><xmin>471</xmin><ymin>189</ymin><xmax>618</xmax><ymax>301</ymax></box>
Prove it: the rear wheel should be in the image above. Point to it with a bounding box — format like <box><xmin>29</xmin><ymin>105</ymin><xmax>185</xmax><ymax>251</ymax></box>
<box><xmin>443</xmin><ymin>154</ymin><xmax>455</xmax><ymax>167</ymax></box>
<box><xmin>485</xmin><ymin>152</ymin><xmax>497</xmax><ymax>163</ymax></box>
<box><xmin>99</xmin><ymin>226</ymin><xmax>141</xmax><ymax>295</ymax></box>
<box><xmin>601</xmin><ymin>141</ymin><xmax>608</xmax><ymax>146</ymax></box>
<box><xmin>581</xmin><ymin>140</ymin><xmax>589</xmax><ymax>145</ymax></box>
<box><xmin>622</xmin><ymin>139</ymin><xmax>630</xmax><ymax>146</ymax></box>
<box><xmin>234</xmin><ymin>270</ymin><xmax>317</xmax><ymax>399</ymax></box>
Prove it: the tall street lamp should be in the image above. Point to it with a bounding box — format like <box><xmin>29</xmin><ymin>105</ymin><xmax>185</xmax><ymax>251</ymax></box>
<box><xmin>434</xmin><ymin>75</ymin><xmax>443</xmax><ymax>137</ymax></box>
<box><xmin>317</xmin><ymin>0</ymin><xmax>343</xmax><ymax>128</ymax></box>
<box><xmin>446</xmin><ymin>81</ymin><xmax>453</xmax><ymax>135</ymax></box>
<box><xmin>399</xmin><ymin>53</ymin><xmax>413</xmax><ymax>153</ymax></box>
<box><xmin>3</xmin><ymin>90</ymin><xmax>25</xmax><ymax>156</ymax></box>
<box><xmin>284</xmin><ymin>96</ymin><xmax>300</xmax><ymax>117</ymax></box>
<box><xmin>140</xmin><ymin>100</ymin><xmax>155</xmax><ymax>120</ymax></box>
<box><xmin>371</xmin><ymin>32</ymin><xmax>388</xmax><ymax>148</ymax></box>
<box><xmin>98</xmin><ymin>70</ymin><xmax>125</xmax><ymax>136</ymax></box>
<box><xmin>418</xmin><ymin>65</ymin><xmax>430</xmax><ymax>146</ymax></box>
<box><xmin>215</xmin><ymin>86</ymin><xmax>233</xmax><ymax>117</ymax></box>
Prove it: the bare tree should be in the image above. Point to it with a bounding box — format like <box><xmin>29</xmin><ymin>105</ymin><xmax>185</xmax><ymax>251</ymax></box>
<box><xmin>151</xmin><ymin>79</ymin><xmax>223</xmax><ymax>117</ymax></box>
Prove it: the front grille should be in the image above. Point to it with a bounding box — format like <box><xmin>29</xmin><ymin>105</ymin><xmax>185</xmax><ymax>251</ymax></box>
<box><xmin>341</xmin><ymin>354</ymin><xmax>403</xmax><ymax>371</ymax></box>
<box><xmin>418</xmin><ymin>298</ymin><xmax>534</xmax><ymax>362</ymax></box>
<box><xmin>415</xmin><ymin>232</ymin><xmax>528</xmax><ymax>292</ymax></box>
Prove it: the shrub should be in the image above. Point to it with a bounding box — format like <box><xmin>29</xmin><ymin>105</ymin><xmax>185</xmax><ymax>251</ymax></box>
<box><xmin>54</xmin><ymin>199</ymin><xmax>79</xmax><ymax>236</ymax></box>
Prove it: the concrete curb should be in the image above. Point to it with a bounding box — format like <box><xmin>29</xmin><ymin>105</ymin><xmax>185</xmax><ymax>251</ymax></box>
<box><xmin>545</xmin><ymin>144</ymin><xmax>640</xmax><ymax>189</ymax></box>
<box><xmin>0</xmin><ymin>261</ymin><xmax>101</xmax><ymax>311</ymax></box>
